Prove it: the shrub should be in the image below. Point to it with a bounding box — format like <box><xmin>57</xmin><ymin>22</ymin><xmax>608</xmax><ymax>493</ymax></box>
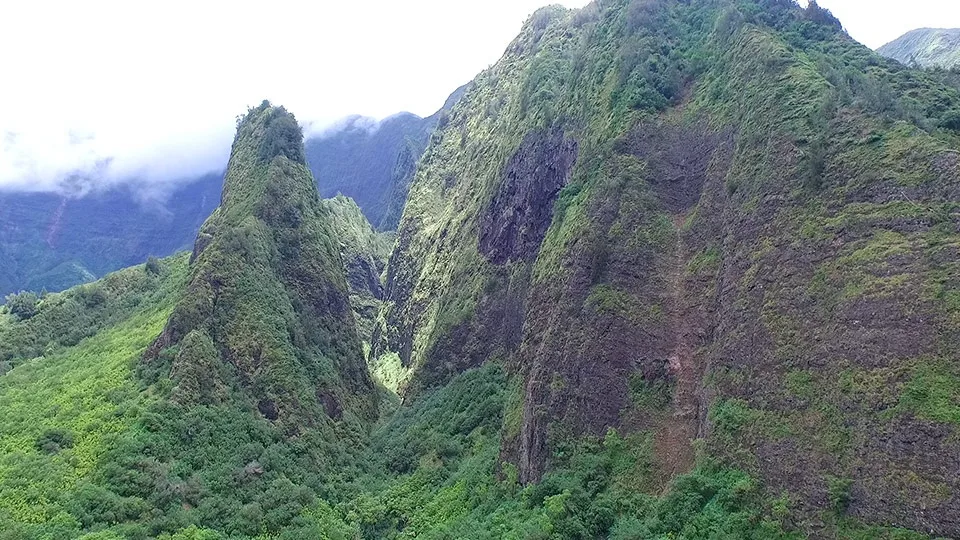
<box><xmin>35</xmin><ymin>428</ymin><xmax>75</xmax><ymax>453</ymax></box>
<box><xmin>939</xmin><ymin>109</ymin><xmax>960</xmax><ymax>131</ymax></box>
<box><xmin>827</xmin><ymin>476</ymin><xmax>853</xmax><ymax>514</ymax></box>
<box><xmin>258</xmin><ymin>107</ymin><xmax>305</xmax><ymax>164</ymax></box>
<box><xmin>146</xmin><ymin>256</ymin><xmax>162</xmax><ymax>275</ymax></box>
<box><xmin>804</xmin><ymin>1</ymin><xmax>841</xmax><ymax>29</ymax></box>
<box><xmin>4</xmin><ymin>291</ymin><xmax>39</xmax><ymax>320</ymax></box>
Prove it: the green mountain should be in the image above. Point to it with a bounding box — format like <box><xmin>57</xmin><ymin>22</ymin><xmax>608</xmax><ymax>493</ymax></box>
<box><xmin>878</xmin><ymin>28</ymin><xmax>960</xmax><ymax>68</ymax></box>
<box><xmin>374</xmin><ymin>0</ymin><xmax>960</xmax><ymax>536</ymax></box>
<box><xmin>3</xmin><ymin>0</ymin><xmax>960</xmax><ymax>538</ymax></box>
<box><xmin>143</xmin><ymin>101</ymin><xmax>378</xmax><ymax>425</ymax></box>
<box><xmin>305</xmin><ymin>86</ymin><xmax>465</xmax><ymax>231</ymax></box>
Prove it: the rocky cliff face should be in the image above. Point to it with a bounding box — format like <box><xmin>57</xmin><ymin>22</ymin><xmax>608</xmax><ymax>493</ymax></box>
<box><xmin>322</xmin><ymin>195</ymin><xmax>394</xmax><ymax>341</ymax></box>
<box><xmin>374</xmin><ymin>0</ymin><xmax>960</xmax><ymax>535</ymax></box>
<box><xmin>145</xmin><ymin>102</ymin><xmax>378</xmax><ymax>428</ymax></box>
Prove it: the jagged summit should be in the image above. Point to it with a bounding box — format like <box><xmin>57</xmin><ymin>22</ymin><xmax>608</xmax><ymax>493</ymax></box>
<box><xmin>144</xmin><ymin>101</ymin><xmax>377</xmax><ymax>428</ymax></box>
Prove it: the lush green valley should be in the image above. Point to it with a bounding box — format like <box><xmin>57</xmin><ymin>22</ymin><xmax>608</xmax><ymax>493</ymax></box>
<box><xmin>2</xmin><ymin>0</ymin><xmax>960</xmax><ymax>538</ymax></box>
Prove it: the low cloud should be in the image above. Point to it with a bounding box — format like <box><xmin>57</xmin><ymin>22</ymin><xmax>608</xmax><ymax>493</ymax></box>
<box><xmin>0</xmin><ymin>0</ymin><xmax>592</xmax><ymax>199</ymax></box>
<box><xmin>0</xmin><ymin>116</ymin><xmax>234</xmax><ymax>198</ymax></box>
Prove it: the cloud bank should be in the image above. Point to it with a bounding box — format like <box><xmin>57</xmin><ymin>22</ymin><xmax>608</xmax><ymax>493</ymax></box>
<box><xmin>0</xmin><ymin>0</ymin><xmax>594</xmax><ymax>195</ymax></box>
<box><xmin>2</xmin><ymin>0</ymin><xmax>957</xmax><ymax>197</ymax></box>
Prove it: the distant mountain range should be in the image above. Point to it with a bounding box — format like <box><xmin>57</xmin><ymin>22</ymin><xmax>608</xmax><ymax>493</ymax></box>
<box><xmin>877</xmin><ymin>28</ymin><xmax>960</xmax><ymax>68</ymax></box>
<box><xmin>0</xmin><ymin>89</ymin><xmax>464</xmax><ymax>297</ymax></box>
<box><xmin>0</xmin><ymin>175</ymin><xmax>221</xmax><ymax>296</ymax></box>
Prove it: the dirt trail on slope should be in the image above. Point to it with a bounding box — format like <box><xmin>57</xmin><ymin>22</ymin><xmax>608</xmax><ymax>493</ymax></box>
<box><xmin>651</xmin><ymin>213</ymin><xmax>699</xmax><ymax>491</ymax></box>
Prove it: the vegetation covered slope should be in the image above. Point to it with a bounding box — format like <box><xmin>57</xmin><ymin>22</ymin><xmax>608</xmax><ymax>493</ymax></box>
<box><xmin>373</xmin><ymin>0</ymin><xmax>960</xmax><ymax>536</ymax></box>
<box><xmin>878</xmin><ymin>28</ymin><xmax>960</xmax><ymax>68</ymax></box>
<box><xmin>144</xmin><ymin>101</ymin><xmax>378</xmax><ymax>429</ymax></box>
<box><xmin>322</xmin><ymin>194</ymin><xmax>395</xmax><ymax>346</ymax></box>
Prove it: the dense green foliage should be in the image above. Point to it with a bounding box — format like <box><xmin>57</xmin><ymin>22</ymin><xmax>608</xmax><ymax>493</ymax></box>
<box><xmin>2</xmin><ymin>292</ymin><xmax>39</xmax><ymax>321</ymax></box>
<box><xmin>0</xmin><ymin>255</ymin><xmax>189</xmax><ymax>537</ymax></box>
<box><xmin>336</xmin><ymin>364</ymin><xmax>799</xmax><ymax>540</ymax></box>
<box><xmin>0</xmin><ymin>310</ymin><xmax>800</xmax><ymax>538</ymax></box>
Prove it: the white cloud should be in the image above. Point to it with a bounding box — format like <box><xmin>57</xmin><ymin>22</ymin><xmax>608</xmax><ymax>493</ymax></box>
<box><xmin>804</xmin><ymin>0</ymin><xmax>960</xmax><ymax>48</ymax></box>
<box><xmin>1</xmin><ymin>0</ymin><xmax>958</xmax><ymax>194</ymax></box>
<box><xmin>0</xmin><ymin>0</ymin><xmax>590</xmax><ymax>193</ymax></box>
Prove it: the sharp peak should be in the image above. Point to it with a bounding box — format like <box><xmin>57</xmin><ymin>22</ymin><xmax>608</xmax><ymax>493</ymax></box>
<box><xmin>233</xmin><ymin>100</ymin><xmax>307</xmax><ymax>166</ymax></box>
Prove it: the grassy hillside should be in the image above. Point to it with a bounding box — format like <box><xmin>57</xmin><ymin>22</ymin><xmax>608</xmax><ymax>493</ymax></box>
<box><xmin>0</xmin><ymin>255</ymin><xmax>189</xmax><ymax>537</ymax></box>
<box><xmin>878</xmin><ymin>28</ymin><xmax>960</xmax><ymax>69</ymax></box>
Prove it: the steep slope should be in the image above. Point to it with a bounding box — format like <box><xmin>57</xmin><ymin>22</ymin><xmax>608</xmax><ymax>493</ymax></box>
<box><xmin>0</xmin><ymin>174</ymin><xmax>221</xmax><ymax>296</ymax></box>
<box><xmin>374</xmin><ymin>0</ymin><xmax>960</xmax><ymax>536</ymax></box>
<box><xmin>322</xmin><ymin>194</ymin><xmax>395</xmax><ymax>344</ymax></box>
<box><xmin>144</xmin><ymin>101</ymin><xmax>377</xmax><ymax>427</ymax></box>
<box><xmin>305</xmin><ymin>86</ymin><xmax>466</xmax><ymax>231</ymax></box>
<box><xmin>0</xmin><ymin>103</ymin><xmax>389</xmax><ymax>538</ymax></box>
<box><xmin>878</xmin><ymin>28</ymin><xmax>960</xmax><ymax>69</ymax></box>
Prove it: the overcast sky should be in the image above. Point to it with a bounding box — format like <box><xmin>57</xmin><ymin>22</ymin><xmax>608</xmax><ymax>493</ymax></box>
<box><xmin>1</xmin><ymin>0</ymin><xmax>958</xmax><ymax>195</ymax></box>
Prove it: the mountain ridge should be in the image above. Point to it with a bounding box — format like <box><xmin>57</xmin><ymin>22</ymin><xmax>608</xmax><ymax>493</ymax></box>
<box><xmin>878</xmin><ymin>27</ymin><xmax>960</xmax><ymax>68</ymax></box>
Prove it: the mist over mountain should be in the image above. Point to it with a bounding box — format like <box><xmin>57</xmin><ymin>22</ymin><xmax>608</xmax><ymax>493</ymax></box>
<box><xmin>306</xmin><ymin>85</ymin><xmax>467</xmax><ymax>230</ymax></box>
<box><xmin>0</xmin><ymin>174</ymin><xmax>222</xmax><ymax>296</ymax></box>
<box><xmin>0</xmin><ymin>99</ymin><xmax>464</xmax><ymax>296</ymax></box>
